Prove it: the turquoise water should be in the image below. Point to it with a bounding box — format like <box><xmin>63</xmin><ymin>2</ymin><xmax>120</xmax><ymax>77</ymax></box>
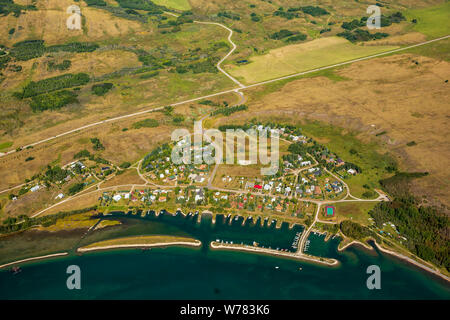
<box><xmin>0</xmin><ymin>212</ymin><xmax>449</xmax><ymax>299</ymax></box>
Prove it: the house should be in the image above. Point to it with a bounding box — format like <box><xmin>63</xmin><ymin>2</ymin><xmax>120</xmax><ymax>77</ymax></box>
<box><xmin>301</xmin><ymin>161</ymin><xmax>311</xmax><ymax>167</ymax></box>
<box><xmin>347</xmin><ymin>168</ymin><xmax>357</xmax><ymax>175</ymax></box>
<box><xmin>238</xmin><ymin>159</ymin><xmax>252</xmax><ymax>166</ymax></box>
<box><xmin>195</xmin><ymin>176</ymin><xmax>205</xmax><ymax>183</ymax></box>
<box><xmin>30</xmin><ymin>185</ymin><xmax>40</xmax><ymax>192</ymax></box>
<box><xmin>336</xmin><ymin>159</ymin><xmax>345</xmax><ymax>167</ymax></box>
<box><xmin>264</xmin><ymin>184</ymin><xmax>271</xmax><ymax>191</ymax></box>
<box><xmin>159</xmin><ymin>196</ymin><xmax>167</xmax><ymax>202</ymax></box>
<box><xmin>314</xmin><ymin>187</ymin><xmax>322</xmax><ymax>195</ymax></box>
<box><xmin>55</xmin><ymin>193</ymin><xmax>64</xmax><ymax>200</ymax></box>
<box><xmin>285</xmin><ymin>186</ymin><xmax>292</xmax><ymax>195</ymax></box>
<box><xmin>113</xmin><ymin>194</ymin><xmax>122</xmax><ymax>202</ymax></box>
<box><xmin>254</xmin><ymin>184</ymin><xmax>263</xmax><ymax>190</ymax></box>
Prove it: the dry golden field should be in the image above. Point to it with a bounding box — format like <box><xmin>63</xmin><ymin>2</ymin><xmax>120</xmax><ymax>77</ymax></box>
<box><xmin>236</xmin><ymin>51</ymin><xmax>450</xmax><ymax>207</ymax></box>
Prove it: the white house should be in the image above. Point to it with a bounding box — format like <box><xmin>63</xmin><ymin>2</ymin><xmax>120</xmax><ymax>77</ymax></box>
<box><xmin>113</xmin><ymin>194</ymin><xmax>122</xmax><ymax>202</ymax></box>
<box><xmin>347</xmin><ymin>168</ymin><xmax>357</xmax><ymax>175</ymax></box>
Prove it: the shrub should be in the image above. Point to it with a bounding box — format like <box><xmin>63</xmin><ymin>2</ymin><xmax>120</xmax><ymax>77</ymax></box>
<box><xmin>90</xmin><ymin>138</ymin><xmax>105</xmax><ymax>151</ymax></box>
<box><xmin>91</xmin><ymin>83</ymin><xmax>114</xmax><ymax>96</ymax></box>
<box><xmin>74</xmin><ymin>149</ymin><xmax>91</xmax><ymax>159</ymax></box>
<box><xmin>285</xmin><ymin>33</ymin><xmax>307</xmax><ymax>42</ymax></box>
<box><xmin>269</xmin><ymin>29</ymin><xmax>296</xmax><ymax>40</ymax></box>
<box><xmin>132</xmin><ymin>118</ymin><xmax>159</xmax><ymax>129</ymax></box>
<box><xmin>84</xmin><ymin>0</ymin><xmax>107</xmax><ymax>6</ymax></box>
<box><xmin>139</xmin><ymin>71</ymin><xmax>159</xmax><ymax>79</ymax></box>
<box><xmin>119</xmin><ymin>161</ymin><xmax>131</xmax><ymax>169</ymax></box>
<box><xmin>30</xmin><ymin>90</ymin><xmax>78</xmax><ymax>112</ymax></box>
<box><xmin>68</xmin><ymin>182</ymin><xmax>85</xmax><ymax>195</ymax></box>
<box><xmin>47</xmin><ymin>60</ymin><xmax>71</xmax><ymax>71</ymax></box>
<box><xmin>211</xmin><ymin>104</ymin><xmax>248</xmax><ymax>116</ymax></box>
<box><xmin>300</xmin><ymin>6</ymin><xmax>329</xmax><ymax>17</ymax></box>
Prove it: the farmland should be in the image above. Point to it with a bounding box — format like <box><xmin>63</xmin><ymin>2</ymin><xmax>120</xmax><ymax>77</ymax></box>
<box><xmin>226</xmin><ymin>37</ymin><xmax>398</xmax><ymax>84</ymax></box>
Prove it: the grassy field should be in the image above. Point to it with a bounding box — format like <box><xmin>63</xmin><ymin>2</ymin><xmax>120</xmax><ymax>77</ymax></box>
<box><xmin>237</xmin><ymin>48</ymin><xmax>450</xmax><ymax>206</ymax></box>
<box><xmin>299</xmin><ymin>121</ymin><xmax>395</xmax><ymax>198</ymax></box>
<box><xmin>405</xmin><ymin>2</ymin><xmax>450</xmax><ymax>38</ymax></box>
<box><xmin>226</xmin><ymin>37</ymin><xmax>398</xmax><ymax>84</ymax></box>
<box><xmin>153</xmin><ymin>0</ymin><xmax>191</xmax><ymax>11</ymax></box>
<box><xmin>333</xmin><ymin>202</ymin><xmax>378</xmax><ymax>226</ymax></box>
<box><xmin>0</xmin><ymin>141</ymin><xmax>13</xmax><ymax>152</ymax></box>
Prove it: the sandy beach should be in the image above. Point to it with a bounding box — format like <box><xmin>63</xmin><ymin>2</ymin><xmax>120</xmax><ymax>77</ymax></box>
<box><xmin>77</xmin><ymin>240</ymin><xmax>202</xmax><ymax>253</ymax></box>
<box><xmin>210</xmin><ymin>241</ymin><xmax>339</xmax><ymax>266</ymax></box>
<box><xmin>0</xmin><ymin>252</ymin><xmax>69</xmax><ymax>269</ymax></box>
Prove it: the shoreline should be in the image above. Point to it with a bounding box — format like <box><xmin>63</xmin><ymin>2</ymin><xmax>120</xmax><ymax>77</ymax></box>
<box><xmin>373</xmin><ymin>241</ymin><xmax>450</xmax><ymax>283</ymax></box>
<box><xmin>77</xmin><ymin>240</ymin><xmax>202</xmax><ymax>253</ymax></box>
<box><xmin>0</xmin><ymin>252</ymin><xmax>68</xmax><ymax>270</ymax></box>
<box><xmin>337</xmin><ymin>238</ymin><xmax>450</xmax><ymax>283</ymax></box>
<box><xmin>338</xmin><ymin>239</ymin><xmax>373</xmax><ymax>252</ymax></box>
<box><xmin>210</xmin><ymin>241</ymin><xmax>339</xmax><ymax>267</ymax></box>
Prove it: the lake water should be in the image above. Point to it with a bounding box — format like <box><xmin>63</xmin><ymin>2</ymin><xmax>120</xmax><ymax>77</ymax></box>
<box><xmin>0</xmin><ymin>211</ymin><xmax>449</xmax><ymax>299</ymax></box>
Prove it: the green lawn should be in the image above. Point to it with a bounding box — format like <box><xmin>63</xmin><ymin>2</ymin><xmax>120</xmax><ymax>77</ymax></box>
<box><xmin>404</xmin><ymin>38</ymin><xmax>450</xmax><ymax>61</ymax></box>
<box><xmin>152</xmin><ymin>0</ymin><xmax>191</xmax><ymax>11</ymax></box>
<box><xmin>0</xmin><ymin>141</ymin><xmax>13</xmax><ymax>151</ymax></box>
<box><xmin>226</xmin><ymin>37</ymin><xmax>398</xmax><ymax>84</ymax></box>
<box><xmin>405</xmin><ymin>2</ymin><xmax>450</xmax><ymax>39</ymax></box>
<box><xmin>334</xmin><ymin>202</ymin><xmax>377</xmax><ymax>226</ymax></box>
<box><xmin>299</xmin><ymin>120</ymin><xmax>396</xmax><ymax>198</ymax></box>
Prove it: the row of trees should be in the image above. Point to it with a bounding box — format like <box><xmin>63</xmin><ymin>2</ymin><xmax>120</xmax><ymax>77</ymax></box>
<box><xmin>211</xmin><ymin>104</ymin><xmax>248</xmax><ymax>116</ymax></box>
<box><xmin>19</xmin><ymin>73</ymin><xmax>90</xmax><ymax>98</ymax></box>
<box><xmin>10</xmin><ymin>40</ymin><xmax>99</xmax><ymax>61</ymax></box>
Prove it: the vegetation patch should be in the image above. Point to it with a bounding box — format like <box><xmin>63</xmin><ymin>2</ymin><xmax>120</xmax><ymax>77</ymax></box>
<box><xmin>0</xmin><ymin>0</ymin><xmax>37</xmax><ymax>18</ymax></box>
<box><xmin>0</xmin><ymin>141</ymin><xmax>13</xmax><ymax>151</ymax></box>
<box><xmin>47</xmin><ymin>60</ymin><xmax>71</xmax><ymax>72</ymax></box>
<box><xmin>132</xmin><ymin>118</ymin><xmax>159</xmax><ymax>129</ymax></box>
<box><xmin>29</xmin><ymin>90</ymin><xmax>78</xmax><ymax>112</ymax></box>
<box><xmin>18</xmin><ymin>73</ymin><xmax>90</xmax><ymax>98</ymax></box>
<box><xmin>211</xmin><ymin>104</ymin><xmax>248</xmax><ymax>116</ymax></box>
<box><xmin>369</xmin><ymin>196</ymin><xmax>449</xmax><ymax>271</ymax></box>
<box><xmin>91</xmin><ymin>83</ymin><xmax>114</xmax><ymax>96</ymax></box>
<box><xmin>405</xmin><ymin>2</ymin><xmax>450</xmax><ymax>38</ymax></box>
<box><xmin>90</xmin><ymin>138</ymin><xmax>105</xmax><ymax>151</ymax></box>
<box><xmin>9</xmin><ymin>40</ymin><xmax>98</xmax><ymax>62</ymax></box>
